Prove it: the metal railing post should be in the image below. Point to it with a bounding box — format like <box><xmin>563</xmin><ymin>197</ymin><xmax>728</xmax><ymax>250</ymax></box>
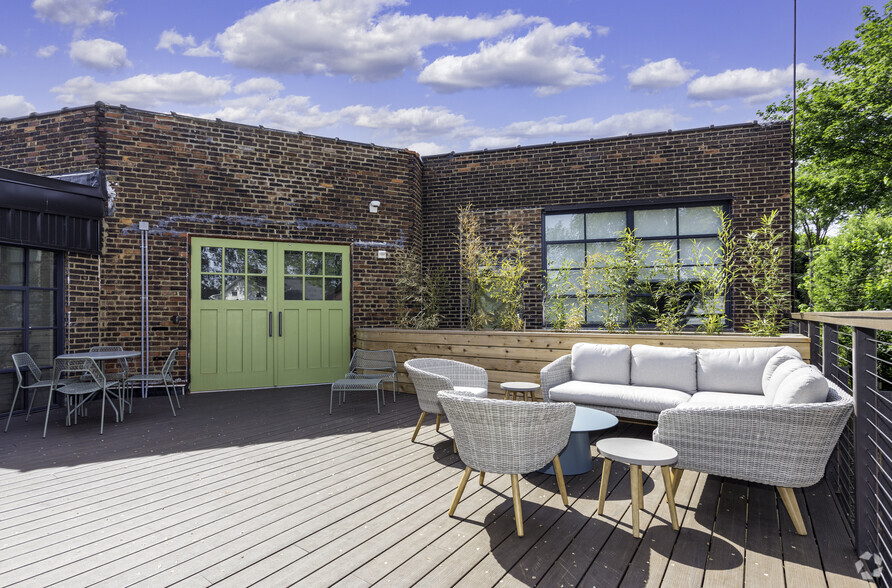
<box><xmin>853</xmin><ymin>326</ymin><xmax>877</xmax><ymax>555</ymax></box>
<box><xmin>823</xmin><ymin>323</ymin><xmax>838</xmax><ymax>386</ymax></box>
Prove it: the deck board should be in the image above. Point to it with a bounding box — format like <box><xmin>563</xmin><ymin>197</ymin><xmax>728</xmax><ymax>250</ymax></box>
<box><xmin>0</xmin><ymin>386</ymin><xmax>871</xmax><ymax>587</ymax></box>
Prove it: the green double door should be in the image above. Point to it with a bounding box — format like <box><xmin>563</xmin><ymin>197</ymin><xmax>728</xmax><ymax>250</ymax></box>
<box><xmin>190</xmin><ymin>238</ymin><xmax>350</xmax><ymax>392</ymax></box>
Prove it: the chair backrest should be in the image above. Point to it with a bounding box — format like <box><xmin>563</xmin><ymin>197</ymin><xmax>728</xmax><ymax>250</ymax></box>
<box><xmin>438</xmin><ymin>391</ymin><xmax>575</xmax><ymax>474</ymax></box>
<box><xmin>161</xmin><ymin>348</ymin><xmax>179</xmax><ymax>377</ymax></box>
<box><xmin>350</xmin><ymin>349</ymin><xmax>396</xmax><ymax>374</ymax></box>
<box><xmin>54</xmin><ymin>356</ymin><xmax>105</xmax><ymax>387</ymax></box>
<box><xmin>404</xmin><ymin>358</ymin><xmax>487</xmax><ymax>388</ymax></box>
<box><xmin>12</xmin><ymin>352</ymin><xmax>42</xmax><ymax>383</ymax></box>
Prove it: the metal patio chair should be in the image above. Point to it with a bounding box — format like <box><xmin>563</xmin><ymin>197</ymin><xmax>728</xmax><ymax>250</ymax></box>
<box><xmin>6</xmin><ymin>352</ymin><xmax>59</xmax><ymax>433</ymax></box>
<box><xmin>124</xmin><ymin>348</ymin><xmax>180</xmax><ymax>416</ymax></box>
<box><xmin>52</xmin><ymin>356</ymin><xmax>121</xmax><ymax>436</ymax></box>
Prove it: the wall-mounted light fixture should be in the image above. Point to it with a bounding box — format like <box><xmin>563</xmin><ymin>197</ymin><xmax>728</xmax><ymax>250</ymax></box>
<box><xmin>369</xmin><ymin>200</ymin><xmax>380</xmax><ymax>213</ymax></box>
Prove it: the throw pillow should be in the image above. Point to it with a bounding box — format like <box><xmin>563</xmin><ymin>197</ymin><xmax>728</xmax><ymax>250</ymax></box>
<box><xmin>761</xmin><ymin>347</ymin><xmax>803</xmax><ymax>392</ymax></box>
<box><xmin>630</xmin><ymin>344</ymin><xmax>697</xmax><ymax>394</ymax></box>
<box><xmin>772</xmin><ymin>365</ymin><xmax>830</xmax><ymax>405</ymax></box>
<box><xmin>571</xmin><ymin>343</ymin><xmax>631</xmax><ymax>385</ymax></box>
<box><xmin>763</xmin><ymin>358</ymin><xmax>809</xmax><ymax>403</ymax></box>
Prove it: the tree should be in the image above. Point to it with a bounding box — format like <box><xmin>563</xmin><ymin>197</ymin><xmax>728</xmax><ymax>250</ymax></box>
<box><xmin>804</xmin><ymin>212</ymin><xmax>892</xmax><ymax>311</ymax></box>
<box><xmin>759</xmin><ymin>2</ymin><xmax>892</xmax><ymax>249</ymax></box>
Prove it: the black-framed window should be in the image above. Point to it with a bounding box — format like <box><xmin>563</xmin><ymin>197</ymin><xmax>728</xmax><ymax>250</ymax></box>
<box><xmin>0</xmin><ymin>245</ymin><xmax>64</xmax><ymax>414</ymax></box>
<box><xmin>543</xmin><ymin>202</ymin><xmax>729</xmax><ymax>327</ymax></box>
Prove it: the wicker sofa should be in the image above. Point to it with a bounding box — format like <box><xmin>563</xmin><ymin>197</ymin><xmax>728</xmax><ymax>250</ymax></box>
<box><xmin>540</xmin><ymin>342</ymin><xmax>854</xmax><ymax>534</ymax></box>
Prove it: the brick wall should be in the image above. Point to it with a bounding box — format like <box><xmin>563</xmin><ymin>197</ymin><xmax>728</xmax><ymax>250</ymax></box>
<box><xmin>421</xmin><ymin>122</ymin><xmax>792</xmax><ymax>328</ymax></box>
<box><xmin>0</xmin><ymin>104</ymin><xmax>423</xmax><ymax>383</ymax></box>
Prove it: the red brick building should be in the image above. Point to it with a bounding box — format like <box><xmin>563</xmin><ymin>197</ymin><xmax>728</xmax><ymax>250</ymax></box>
<box><xmin>0</xmin><ymin>103</ymin><xmax>790</xmax><ymax>403</ymax></box>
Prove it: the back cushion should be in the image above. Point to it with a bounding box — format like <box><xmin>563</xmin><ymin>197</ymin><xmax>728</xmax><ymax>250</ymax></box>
<box><xmin>571</xmin><ymin>343</ymin><xmax>631</xmax><ymax>385</ymax></box>
<box><xmin>763</xmin><ymin>358</ymin><xmax>809</xmax><ymax>403</ymax></box>
<box><xmin>761</xmin><ymin>346</ymin><xmax>804</xmax><ymax>393</ymax></box>
<box><xmin>696</xmin><ymin>346</ymin><xmax>787</xmax><ymax>395</ymax></box>
<box><xmin>631</xmin><ymin>345</ymin><xmax>697</xmax><ymax>394</ymax></box>
<box><xmin>772</xmin><ymin>366</ymin><xmax>830</xmax><ymax>405</ymax></box>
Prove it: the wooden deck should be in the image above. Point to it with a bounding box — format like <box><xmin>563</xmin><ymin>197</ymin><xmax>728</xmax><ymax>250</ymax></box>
<box><xmin>0</xmin><ymin>387</ymin><xmax>870</xmax><ymax>587</ymax></box>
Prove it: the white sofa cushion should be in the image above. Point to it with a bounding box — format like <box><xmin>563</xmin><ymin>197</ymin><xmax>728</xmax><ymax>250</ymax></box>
<box><xmin>696</xmin><ymin>346</ymin><xmax>787</xmax><ymax>395</ymax></box>
<box><xmin>631</xmin><ymin>344</ymin><xmax>697</xmax><ymax>394</ymax></box>
<box><xmin>772</xmin><ymin>366</ymin><xmax>830</xmax><ymax>405</ymax></box>
<box><xmin>571</xmin><ymin>343</ymin><xmax>630</xmax><ymax>385</ymax></box>
<box><xmin>761</xmin><ymin>347</ymin><xmax>804</xmax><ymax>393</ymax></box>
<box><xmin>687</xmin><ymin>391</ymin><xmax>769</xmax><ymax>408</ymax></box>
<box><xmin>763</xmin><ymin>358</ymin><xmax>809</xmax><ymax>403</ymax></box>
<box><xmin>452</xmin><ymin>386</ymin><xmax>489</xmax><ymax>398</ymax></box>
<box><xmin>549</xmin><ymin>380</ymin><xmax>691</xmax><ymax>413</ymax></box>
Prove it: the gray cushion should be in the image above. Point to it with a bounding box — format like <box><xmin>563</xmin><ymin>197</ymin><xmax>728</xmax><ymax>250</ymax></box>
<box><xmin>763</xmin><ymin>358</ymin><xmax>809</xmax><ymax>403</ymax></box>
<box><xmin>761</xmin><ymin>347</ymin><xmax>804</xmax><ymax>393</ymax></box>
<box><xmin>452</xmin><ymin>386</ymin><xmax>489</xmax><ymax>398</ymax></box>
<box><xmin>549</xmin><ymin>380</ymin><xmax>691</xmax><ymax>413</ymax></box>
<box><xmin>686</xmin><ymin>391</ymin><xmax>769</xmax><ymax>408</ymax></box>
<box><xmin>631</xmin><ymin>344</ymin><xmax>697</xmax><ymax>394</ymax></box>
<box><xmin>772</xmin><ymin>366</ymin><xmax>830</xmax><ymax>405</ymax></box>
<box><xmin>696</xmin><ymin>346</ymin><xmax>787</xmax><ymax>395</ymax></box>
<box><xmin>571</xmin><ymin>343</ymin><xmax>630</xmax><ymax>385</ymax></box>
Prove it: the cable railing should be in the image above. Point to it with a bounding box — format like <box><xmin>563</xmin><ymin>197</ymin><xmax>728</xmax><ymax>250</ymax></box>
<box><xmin>793</xmin><ymin>311</ymin><xmax>892</xmax><ymax>587</ymax></box>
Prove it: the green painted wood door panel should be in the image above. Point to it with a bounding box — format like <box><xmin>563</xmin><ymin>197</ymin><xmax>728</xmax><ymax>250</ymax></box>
<box><xmin>190</xmin><ymin>238</ymin><xmax>350</xmax><ymax>392</ymax></box>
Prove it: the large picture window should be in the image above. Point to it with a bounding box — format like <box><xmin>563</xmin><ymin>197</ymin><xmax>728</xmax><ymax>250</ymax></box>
<box><xmin>544</xmin><ymin>202</ymin><xmax>729</xmax><ymax>327</ymax></box>
<box><xmin>0</xmin><ymin>245</ymin><xmax>64</xmax><ymax>414</ymax></box>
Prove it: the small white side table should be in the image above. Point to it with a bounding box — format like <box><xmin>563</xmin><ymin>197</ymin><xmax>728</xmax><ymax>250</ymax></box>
<box><xmin>500</xmin><ymin>381</ymin><xmax>540</xmax><ymax>401</ymax></box>
<box><xmin>595</xmin><ymin>437</ymin><xmax>680</xmax><ymax>538</ymax></box>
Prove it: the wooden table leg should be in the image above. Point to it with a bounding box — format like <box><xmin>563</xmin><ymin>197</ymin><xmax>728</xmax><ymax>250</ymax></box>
<box><xmin>598</xmin><ymin>458</ymin><xmax>612</xmax><ymax>515</ymax></box>
<box><xmin>631</xmin><ymin>464</ymin><xmax>642</xmax><ymax>538</ymax></box>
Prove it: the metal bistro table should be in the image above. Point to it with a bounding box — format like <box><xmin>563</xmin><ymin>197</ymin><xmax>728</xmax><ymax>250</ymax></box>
<box><xmin>56</xmin><ymin>350</ymin><xmax>140</xmax><ymax>416</ymax></box>
<box><xmin>540</xmin><ymin>406</ymin><xmax>619</xmax><ymax>475</ymax></box>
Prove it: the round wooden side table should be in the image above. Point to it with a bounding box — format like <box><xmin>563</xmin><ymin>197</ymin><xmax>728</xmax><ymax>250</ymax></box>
<box><xmin>499</xmin><ymin>381</ymin><xmax>540</xmax><ymax>402</ymax></box>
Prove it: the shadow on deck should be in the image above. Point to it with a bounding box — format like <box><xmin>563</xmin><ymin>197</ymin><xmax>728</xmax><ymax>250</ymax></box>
<box><xmin>0</xmin><ymin>386</ymin><xmax>870</xmax><ymax>587</ymax></box>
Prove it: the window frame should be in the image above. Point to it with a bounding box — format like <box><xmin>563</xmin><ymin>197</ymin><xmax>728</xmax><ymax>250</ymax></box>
<box><xmin>0</xmin><ymin>245</ymin><xmax>65</xmax><ymax>413</ymax></box>
<box><xmin>541</xmin><ymin>197</ymin><xmax>732</xmax><ymax>329</ymax></box>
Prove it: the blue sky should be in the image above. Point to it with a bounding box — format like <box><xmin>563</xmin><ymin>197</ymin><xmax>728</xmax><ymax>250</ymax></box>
<box><xmin>0</xmin><ymin>0</ymin><xmax>880</xmax><ymax>155</ymax></box>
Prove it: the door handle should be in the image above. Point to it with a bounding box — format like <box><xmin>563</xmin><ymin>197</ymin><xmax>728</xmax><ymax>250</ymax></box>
<box><xmin>269</xmin><ymin>312</ymin><xmax>273</xmax><ymax>337</ymax></box>
<box><xmin>279</xmin><ymin>312</ymin><xmax>283</xmax><ymax>337</ymax></box>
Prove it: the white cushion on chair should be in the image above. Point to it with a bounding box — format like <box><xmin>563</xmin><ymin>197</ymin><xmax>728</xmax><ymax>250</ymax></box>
<box><xmin>763</xmin><ymin>358</ymin><xmax>809</xmax><ymax>403</ymax></box>
<box><xmin>570</xmin><ymin>343</ymin><xmax>630</xmax><ymax>385</ymax></box>
<box><xmin>772</xmin><ymin>366</ymin><xmax>829</xmax><ymax>405</ymax></box>
<box><xmin>761</xmin><ymin>348</ymin><xmax>804</xmax><ymax>393</ymax></box>
<box><xmin>631</xmin><ymin>344</ymin><xmax>697</xmax><ymax>394</ymax></box>
<box><xmin>452</xmin><ymin>386</ymin><xmax>488</xmax><ymax>398</ymax></box>
<box><xmin>696</xmin><ymin>346</ymin><xmax>787</xmax><ymax>395</ymax></box>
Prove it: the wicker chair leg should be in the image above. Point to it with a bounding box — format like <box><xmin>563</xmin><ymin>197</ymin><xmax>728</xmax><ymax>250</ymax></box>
<box><xmin>511</xmin><ymin>474</ymin><xmax>524</xmax><ymax>537</ymax></box>
<box><xmin>597</xmin><ymin>458</ymin><xmax>612</xmax><ymax>515</ymax></box>
<box><xmin>411</xmin><ymin>412</ymin><xmax>426</xmax><ymax>442</ymax></box>
<box><xmin>661</xmin><ymin>466</ymin><xmax>679</xmax><ymax>530</ymax></box>
<box><xmin>553</xmin><ymin>456</ymin><xmax>569</xmax><ymax>506</ymax></box>
<box><xmin>478</xmin><ymin>471</ymin><xmax>485</xmax><ymax>486</ymax></box>
<box><xmin>449</xmin><ymin>466</ymin><xmax>473</xmax><ymax>517</ymax></box>
<box><xmin>435</xmin><ymin>413</ymin><xmax>442</xmax><ymax>432</ymax></box>
<box><xmin>777</xmin><ymin>486</ymin><xmax>807</xmax><ymax>535</ymax></box>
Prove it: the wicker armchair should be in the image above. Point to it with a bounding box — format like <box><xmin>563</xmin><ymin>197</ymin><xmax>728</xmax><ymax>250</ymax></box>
<box><xmin>653</xmin><ymin>382</ymin><xmax>853</xmax><ymax>535</ymax></box>
<box><xmin>404</xmin><ymin>358</ymin><xmax>489</xmax><ymax>443</ymax></box>
<box><xmin>438</xmin><ymin>391</ymin><xmax>576</xmax><ymax>536</ymax></box>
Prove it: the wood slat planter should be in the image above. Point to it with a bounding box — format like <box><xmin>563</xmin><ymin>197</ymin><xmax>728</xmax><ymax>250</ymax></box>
<box><xmin>355</xmin><ymin>328</ymin><xmax>811</xmax><ymax>399</ymax></box>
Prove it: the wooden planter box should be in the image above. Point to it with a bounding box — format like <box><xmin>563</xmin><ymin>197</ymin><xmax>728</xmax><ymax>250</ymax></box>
<box><xmin>355</xmin><ymin>328</ymin><xmax>811</xmax><ymax>399</ymax></box>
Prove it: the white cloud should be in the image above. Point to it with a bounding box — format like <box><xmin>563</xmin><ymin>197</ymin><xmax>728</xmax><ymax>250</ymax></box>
<box><xmin>407</xmin><ymin>141</ymin><xmax>447</xmax><ymax>156</ymax></box>
<box><xmin>51</xmin><ymin>71</ymin><xmax>231</xmax><ymax>107</ymax></box>
<box><xmin>70</xmin><ymin>39</ymin><xmax>131</xmax><ymax>69</ymax></box>
<box><xmin>215</xmin><ymin>0</ymin><xmax>533</xmax><ymax>81</ymax></box>
<box><xmin>184</xmin><ymin>41</ymin><xmax>220</xmax><ymax>58</ymax></box>
<box><xmin>202</xmin><ymin>94</ymin><xmax>341</xmax><ymax>130</ymax></box>
<box><xmin>593</xmin><ymin>25</ymin><xmax>609</xmax><ymax>36</ymax></box>
<box><xmin>0</xmin><ymin>44</ymin><xmax>7</xmax><ymax>57</ymax></box>
<box><xmin>32</xmin><ymin>0</ymin><xmax>116</xmax><ymax>27</ymax></box>
<box><xmin>468</xmin><ymin>109</ymin><xmax>684</xmax><ymax>151</ymax></box>
<box><xmin>0</xmin><ymin>95</ymin><xmax>36</xmax><ymax>118</ymax></box>
<box><xmin>234</xmin><ymin>77</ymin><xmax>284</xmax><ymax>96</ymax></box>
<box><xmin>37</xmin><ymin>45</ymin><xmax>58</xmax><ymax>58</ymax></box>
<box><xmin>342</xmin><ymin>105</ymin><xmax>468</xmax><ymax>135</ymax></box>
<box><xmin>687</xmin><ymin>63</ymin><xmax>823</xmax><ymax>102</ymax></box>
<box><xmin>628</xmin><ymin>58</ymin><xmax>697</xmax><ymax>91</ymax></box>
<box><xmin>157</xmin><ymin>29</ymin><xmax>196</xmax><ymax>53</ymax></box>
<box><xmin>418</xmin><ymin>23</ymin><xmax>605</xmax><ymax>96</ymax></box>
